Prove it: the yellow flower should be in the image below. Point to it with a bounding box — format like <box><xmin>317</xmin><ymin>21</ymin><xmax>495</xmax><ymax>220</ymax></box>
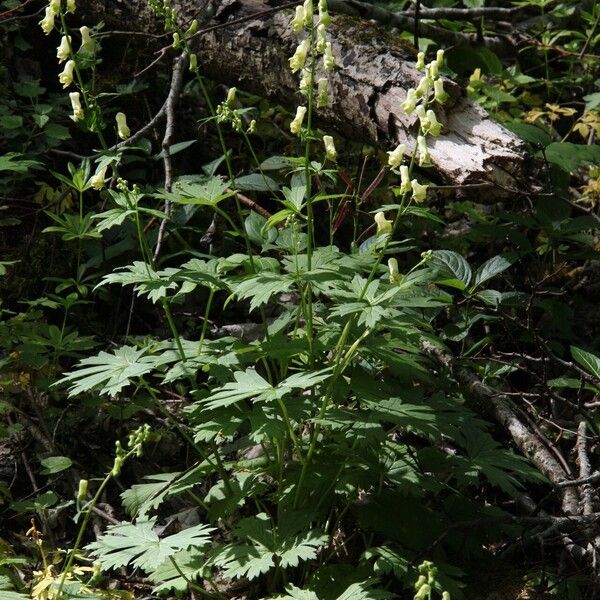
<box><xmin>416</xmin><ymin>75</ymin><xmax>433</xmax><ymax>98</ymax></box>
<box><xmin>323</xmin><ymin>135</ymin><xmax>337</xmax><ymax>161</ymax></box>
<box><xmin>69</xmin><ymin>91</ymin><xmax>84</xmax><ymax>122</ymax></box>
<box><xmin>303</xmin><ymin>0</ymin><xmax>313</xmax><ymax>25</ymax></box>
<box><xmin>411</xmin><ymin>179</ymin><xmax>428</xmax><ymax>202</ymax></box>
<box><xmin>375</xmin><ymin>211</ymin><xmax>393</xmax><ymax>235</ymax></box>
<box><xmin>66</xmin><ymin>0</ymin><xmax>75</xmax><ymax>12</ymax></box>
<box><xmin>77</xmin><ymin>479</ymin><xmax>88</xmax><ymax>501</ymax></box>
<box><xmin>415</xmin><ymin>51</ymin><xmax>425</xmax><ymax>70</ymax></box>
<box><xmin>436</xmin><ymin>48</ymin><xmax>445</xmax><ymax>68</ymax></box>
<box><xmin>290</xmin><ymin>105</ymin><xmax>307</xmax><ymax>135</ymax></box>
<box><xmin>56</xmin><ymin>35</ymin><xmax>71</xmax><ymax>63</ymax></box>
<box><xmin>291</xmin><ymin>5</ymin><xmax>305</xmax><ymax>33</ymax></box>
<box><xmin>58</xmin><ymin>60</ymin><xmax>75</xmax><ymax>88</ymax></box>
<box><xmin>402</xmin><ymin>88</ymin><xmax>417</xmax><ymax>115</ymax></box>
<box><xmin>316</xmin><ymin>23</ymin><xmax>327</xmax><ymax>53</ymax></box>
<box><xmin>425</xmin><ymin>109</ymin><xmax>442</xmax><ymax>136</ymax></box>
<box><xmin>115</xmin><ymin>112</ymin><xmax>130</xmax><ymax>139</ymax></box>
<box><xmin>323</xmin><ymin>42</ymin><xmax>335</xmax><ymax>71</ymax></box>
<box><xmin>387</xmin><ymin>143</ymin><xmax>405</xmax><ymax>169</ymax></box>
<box><xmin>227</xmin><ymin>87</ymin><xmax>237</xmax><ymax>106</ymax></box>
<box><xmin>317</xmin><ymin>77</ymin><xmax>329</xmax><ymax>107</ymax></box>
<box><xmin>39</xmin><ymin>7</ymin><xmax>55</xmax><ymax>34</ymax></box>
<box><xmin>417</xmin><ymin>135</ymin><xmax>430</xmax><ymax>167</ymax></box>
<box><xmin>399</xmin><ymin>165</ymin><xmax>411</xmax><ymax>194</ymax></box>
<box><xmin>80</xmin><ymin>26</ymin><xmax>95</xmax><ymax>53</ymax></box>
<box><xmin>434</xmin><ymin>79</ymin><xmax>449</xmax><ymax>104</ymax></box>
<box><xmin>89</xmin><ymin>166</ymin><xmax>107</xmax><ymax>190</ymax></box>
<box><xmin>388</xmin><ymin>258</ymin><xmax>401</xmax><ymax>284</ymax></box>
<box><xmin>49</xmin><ymin>0</ymin><xmax>61</xmax><ymax>15</ymax></box>
<box><xmin>189</xmin><ymin>53</ymin><xmax>198</xmax><ymax>72</ymax></box>
<box><xmin>289</xmin><ymin>39</ymin><xmax>309</xmax><ymax>73</ymax></box>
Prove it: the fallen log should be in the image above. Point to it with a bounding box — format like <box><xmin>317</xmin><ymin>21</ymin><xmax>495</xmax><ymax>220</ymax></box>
<box><xmin>86</xmin><ymin>0</ymin><xmax>528</xmax><ymax>194</ymax></box>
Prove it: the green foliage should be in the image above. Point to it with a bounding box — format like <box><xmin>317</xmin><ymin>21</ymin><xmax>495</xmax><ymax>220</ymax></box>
<box><xmin>1</xmin><ymin>0</ymin><xmax>598</xmax><ymax>598</ymax></box>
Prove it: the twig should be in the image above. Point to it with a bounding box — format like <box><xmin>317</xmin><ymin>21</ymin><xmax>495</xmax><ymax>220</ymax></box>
<box><xmin>577</xmin><ymin>421</ymin><xmax>594</xmax><ymax>517</ymax></box>
<box><xmin>400</xmin><ymin>5</ymin><xmax>524</xmax><ymax>20</ymax></box>
<box><xmin>153</xmin><ymin>52</ymin><xmax>188</xmax><ymax>261</ymax></box>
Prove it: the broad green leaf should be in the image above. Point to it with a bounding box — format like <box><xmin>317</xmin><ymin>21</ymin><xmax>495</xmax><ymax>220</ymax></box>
<box><xmin>153</xmin><ymin>139</ymin><xmax>196</xmax><ymax>160</ymax></box>
<box><xmin>430</xmin><ymin>250</ymin><xmax>472</xmax><ymax>289</ymax></box>
<box><xmin>233</xmin><ymin>273</ymin><xmax>294</xmax><ymax>311</ymax></box>
<box><xmin>236</xmin><ymin>173</ymin><xmax>279</xmax><ymax>192</ymax></box>
<box><xmin>544</xmin><ymin>142</ymin><xmax>600</xmax><ymax>173</ymax></box>
<box><xmin>0</xmin><ymin>153</ymin><xmax>42</xmax><ymax>173</ymax></box>
<box><xmin>203</xmin><ymin>369</ymin><xmax>273</xmax><ymax>410</ymax></box>
<box><xmin>40</xmin><ymin>456</ymin><xmax>73</xmax><ymax>475</ymax></box>
<box><xmin>87</xmin><ymin>519</ymin><xmax>214</xmax><ymax>573</ymax></box>
<box><xmin>471</xmin><ymin>255</ymin><xmax>512</xmax><ymax>289</ymax></box>
<box><xmin>571</xmin><ymin>346</ymin><xmax>600</xmax><ymax>380</ymax></box>
<box><xmin>336</xmin><ymin>582</ymin><xmax>393</xmax><ymax>599</ymax></box>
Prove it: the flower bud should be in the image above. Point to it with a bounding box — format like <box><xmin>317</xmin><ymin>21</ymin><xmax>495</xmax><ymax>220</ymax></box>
<box><xmin>189</xmin><ymin>53</ymin><xmax>198</xmax><ymax>72</ymax></box>
<box><xmin>414</xmin><ymin>584</ymin><xmax>431</xmax><ymax>600</ymax></box>
<box><xmin>323</xmin><ymin>135</ymin><xmax>336</xmax><ymax>161</ymax></box>
<box><xmin>69</xmin><ymin>91</ymin><xmax>84</xmax><ymax>122</ymax></box>
<box><xmin>375</xmin><ymin>211</ymin><xmax>393</xmax><ymax>235</ymax></box>
<box><xmin>290</xmin><ymin>105</ymin><xmax>307</xmax><ymax>135</ymax></box>
<box><xmin>39</xmin><ymin>7</ymin><xmax>55</xmax><ymax>35</ymax></box>
<box><xmin>115</xmin><ymin>112</ymin><xmax>130</xmax><ymax>140</ymax></box>
<box><xmin>226</xmin><ymin>87</ymin><xmax>237</xmax><ymax>106</ymax></box>
<box><xmin>49</xmin><ymin>0</ymin><xmax>61</xmax><ymax>15</ymax></box>
<box><xmin>289</xmin><ymin>39</ymin><xmax>309</xmax><ymax>73</ymax></box>
<box><xmin>388</xmin><ymin>258</ymin><xmax>401</xmax><ymax>284</ymax></box>
<box><xmin>57</xmin><ymin>35</ymin><xmax>71</xmax><ymax>63</ymax></box>
<box><xmin>172</xmin><ymin>32</ymin><xmax>181</xmax><ymax>49</ymax></box>
<box><xmin>299</xmin><ymin>68</ymin><xmax>312</xmax><ymax>95</ymax></box>
<box><xmin>316</xmin><ymin>77</ymin><xmax>329</xmax><ymax>107</ymax></box>
<box><xmin>58</xmin><ymin>60</ymin><xmax>75</xmax><ymax>88</ymax></box>
<box><xmin>399</xmin><ymin>165</ymin><xmax>411</xmax><ymax>194</ymax></box>
<box><xmin>247</xmin><ymin>119</ymin><xmax>257</xmax><ymax>134</ymax></box>
<box><xmin>402</xmin><ymin>88</ymin><xmax>417</xmax><ymax>115</ymax></box>
<box><xmin>66</xmin><ymin>0</ymin><xmax>75</xmax><ymax>12</ymax></box>
<box><xmin>434</xmin><ymin>79</ymin><xmax>449</xmax><ymax>104</ymax></box>
<box><xmin>292</xmin><ymin>5</ymin><xmax>305</xmax><ymax>33</ymax></box>
<box><xmin>411</xmin><ymin>179</ymin><xmax>428</xmax><ymax>203</ymax></box>
<box><xmin>77</xmin><ymin>479</ymin><xmax>88</xmax><ymax>502</ymax></box>
<box><xmin>415</xmin><ymin>51</ymin><xmax>425</xmax><ymax>70</ymax></box>
<box><xmin>417</xmin><ymin>135</ymin><xmax>430</xmax><ymax>166</ymax></box>
<box><xmin>387</xmin><ymin>143</ymin><xmax>405</xmax><ymax>169</ymax></box>
<box><xmin>436</xmin><ymin>48</ymin><xmax>445</xmax><ymax>68</ymax></box>
<box><xmin>80</xmin><ymin>26</ymin><xmax>95</xmax><ymax>53</ymax></box>
<box><xmin>186</xmin><ymin>19</ymin><xmax>199</xmax><ymax>36</ymax></box>
<box><xmin>427</xmin><ymin>60</ymin><xmax>439</xmax><ymax>79</ymax></box>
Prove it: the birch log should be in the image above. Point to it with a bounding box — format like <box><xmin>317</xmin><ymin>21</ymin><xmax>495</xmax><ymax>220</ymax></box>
<box><xmin>85</xmin><ymin>0</ymin><xmax>527</xmax><ymax>193</ymax></box>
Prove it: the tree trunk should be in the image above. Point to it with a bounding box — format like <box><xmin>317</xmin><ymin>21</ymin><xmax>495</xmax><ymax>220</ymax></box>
<box><xmin>86</xmin><ymin>0</ymin><xmax>527</xmax><ymax>194</ymax></box>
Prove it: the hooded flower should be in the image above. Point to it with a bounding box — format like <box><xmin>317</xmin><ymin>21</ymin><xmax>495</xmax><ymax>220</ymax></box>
<box><xmin>417</xmin><ymin>135</ymin><xmax>430</xmax><ymax>166</ymax></box>
<box><xmin>69</xmin><ymin>91</ymin><xmax>84</xmax><ymax>122</ymax></box>
<box><xmin>115</xmin><ymin>112</ymin><xmax>130</xmax><ymax>140</ymax></box>
<box><xmin>375</xmin><ymin>211</ymin><xmax>393</xmax><ymax>235</ymax></box>
<box><xmin>388</xmin><ymin>258</ymin><xmax>402</xmax><ymax>284</ymax></box>
<box><xmin>399</xmin><ymin>165</ymin><xmax>411</xmax><ymax>194</ymax></box>
<box><xmin>89</xmin><ymin>166</ymin><xmax>107</xmax><ymax>190</ymax></box>
<box><xmin>66</xmin><ymin>0</ymin><xmax>75</xmax><ymax>12</ymax></box>
<box><xmin>416</xmin><ymin>75</ymin><xmax>433</xmax><ymax>98</ymax></box>
<box><xmin>291</xmin><ymin>5</ymin><xmax>305</xmax><ymax>33</ymax></box>
<box><xmin>189</xmin><ymin>53</ymin><xmax>198</xmax><ymax>72</ymax></box>
<box><xmin>39</xmin><ymin>7</ymin><xmax>55</xmax><ymax>34</ymax></box>
<box><xmin>434</xmin><ymin>79</ymin><xmax>449</xmax><ymax>104</ymax></box>
<box><xmin>411</xmin><ymin>179</ymin><xmax>428</xmax><ymax>202</ymax></box>
<box><xmin>303</xmin><ymin>0</ymin><xmax>313</xmax><ymax>25</ymax></box>
<box><xmin>289</xmin><ymin>39</ymin><xmax>309</xmax><ymax>73</ymax></box>
<box><xmin>316</xmin><ymin>23</ymin><xmax>327</xmax><ymax>53</ymax></box>
<box><xmin>436</xmin><ymin>48</ymin><xmax>445</xmax><ymax>69</ymax></box>
<box><xmin>402</xmin><ymin>88</ymin><xmax>417</xmax><ymax>115</ymax></box>
<box><xmin>317</xmin><ymin>77</ymin><xmax>329</xmax><ymax>107</ymax></box>
<box><xmin>80</xmin><ymin>26</ymin><xmax>95</xmax><ymax>53</ymax></box>
<box><xmin>49</xmin><ymin>0</ymin><xmax>61</xmax><ymax>15</ymax></box>
<box><xmin>415</xmin><ymin>51</ymin><xmax>426</xmax><ymax>71</ymax></box>
<box><xmin>290</xmin><ymin>105</ymin><xmax>307</xmax><ymax>135</ymax></box>
<box><xmin>323</xmin><ymin>135</ymin><xmax>336</xmax><ymax>161</ymax></box>
<box><xmin>425</xmin><ymin>109</ymin><xmax>442</xmax><ymax>136</ymax></box>
<box><xmin>58</xmin><ymin>60</ymin><xmax>75</xmax><ymax>88</ymax></box>
<box><xmin>323</xmin><ymin>42</ymin><xmax>335</xmax><ymax>71</ymax></box>
<box><xmin>387</xmin><ymin>144</ymin><xmax>405</xmax><ymax>169</ymax></box>
<box><xmin>57</xmin><ymin>35</ymin><xmax>71</xmax><ymax>63</ymax></box>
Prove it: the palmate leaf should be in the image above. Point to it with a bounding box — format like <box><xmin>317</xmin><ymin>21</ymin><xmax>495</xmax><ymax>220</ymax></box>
<box><xmin>203</xmin><ymin>367</ymin><xmax>332</xmax><ymax>410</ymax></box>
<box><xmin>57</xmin><ymin>345</ymin><xmax>158</xmax><ymax>397</ymax></box>
<box><xmin>87</xmin><ymin>519</ymin><xmax>214</xmax><ymax>573</ymax></box>
<box><xmin>232</xmin><ymin>272</ymin><xmax>295</xmax><ymax>311</ymax></box>
<box><xmin>214</xmin><ymin>513</ymin><xmax>328</xmax><ymax>581</ymax></box>
<box><xmin>148</xmin><ymin>549</ymin><xmax>209</xmax><ymax>595</ymax></box>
